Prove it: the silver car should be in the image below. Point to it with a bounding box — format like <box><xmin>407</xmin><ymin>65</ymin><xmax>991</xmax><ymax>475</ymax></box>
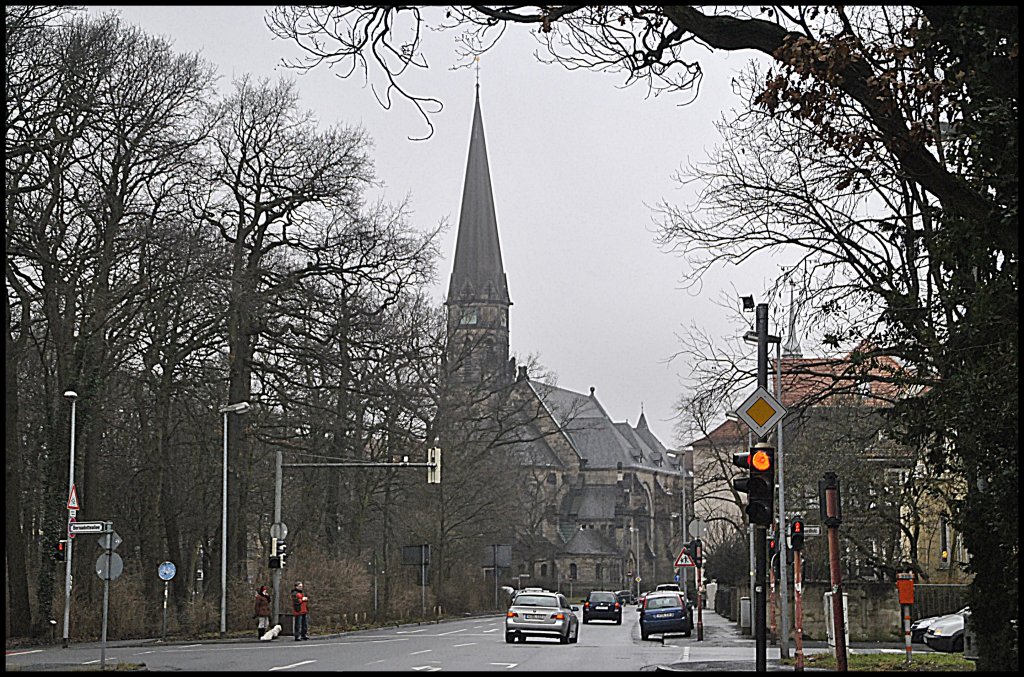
<box><xmin>505</xmin><ymin>591</ymin><xmax>580</xmax><ymax>644</ymax></box>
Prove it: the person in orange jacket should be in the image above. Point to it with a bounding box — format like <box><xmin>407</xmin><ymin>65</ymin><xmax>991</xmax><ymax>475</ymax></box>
<box><xmin>253</xmin><ymin>585</ymin><xmax>272</xmax><ymax>640</ymax></box>
<box><xmin>291</xmin><ymin>581</ymin><xmax>310</xmax><ymax>640</ymax></box>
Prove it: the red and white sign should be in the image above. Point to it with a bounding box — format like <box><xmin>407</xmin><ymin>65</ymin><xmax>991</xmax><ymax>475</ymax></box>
<box><xmin>674</xmin><ymin>550</ymin><xmax>695</xmax><ymax>568</ymax></box>
<box><xmin>67</xmin><ymin>484</ymin><xmax>80</xmax><ymax>510</ymax></box>
<box><xmin>68</xmin><ymin>516</ymin><xmax>77</xmax><ymax>539</ymax></box>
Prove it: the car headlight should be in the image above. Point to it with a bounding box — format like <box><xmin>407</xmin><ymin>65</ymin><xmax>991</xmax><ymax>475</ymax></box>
<box><xmin>932</xmin><ymin>628</ymin><xmax>943</xmax><ymax>636</ymax></box>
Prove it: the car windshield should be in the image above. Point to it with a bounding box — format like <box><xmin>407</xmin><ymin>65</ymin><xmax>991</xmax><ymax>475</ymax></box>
<box><xmin>514</xmin><ymin>595</ymin><xmax>558</xmax><ymax>607</ymax></box>
<box><xmin>646</xmin><ymin>595</ymin><xmax>682</xmax><ymax>610</ymax></box>
<box><xmin>590</xmin><ymin>592</ymin><xmax>616</xmax><ymax>603</ymax></box>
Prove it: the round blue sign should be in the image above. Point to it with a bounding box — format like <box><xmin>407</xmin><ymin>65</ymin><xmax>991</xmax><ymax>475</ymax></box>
<box><xmin>674</xmin><ymin>574</ymin><xmax>680</xmax><ymax>582</ymax></box>
<box><xmin>158</xmin><ymin>561</ymin><xmax>176</xmax><ymax>581</ymax></box>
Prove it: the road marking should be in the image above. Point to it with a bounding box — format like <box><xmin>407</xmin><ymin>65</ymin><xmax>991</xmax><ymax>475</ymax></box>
<box><xmin>453</xmin><ymin>642</ymin><xmax>476</xmax><ymax>647</ymax></box>
<box><xmin>397</xmin><ymin>628</ymin><xmax>427</xmax><ymax>634</ymax></box>
<box><xmin>410</xmin><ymin>649</ymin><xmax>433</xmax><ymax>655</ymax></box>
<box><xmin>82</xmin><ymin>659</ymin><xmax>101</xmax><ymax>664</ymax></box>
<box><xmin>438</xmin><ymin>628</ymin><xmax>466</xmax><ymax>636</ymax></box>
<box><xmin>366</xmin><ymin>659</ymin><xmax>386</xmax><ymax>665</ymax></box>
<box><xmin>489</xmin><ymin>663</ymin><xmax>518</xmax><ymax>669</ymax></box>
<box><xmin>483</xmin><ymin>628</ymin><xmax>499</xmax><ymax>633</ymax></box>
<box><xmin>5</xmin><ymin>650</ymin><xmax>43</xmax><ymax>656</ymax></box>
<box><xmin>270</xmin><ymin>659</ymin><xmax>317</xmax><ymax>671</ymax></box>
<box><xmin>411</xmin><ymin>666</ymin><xmax>441</xmax><ymax>672</ymax></box>
<box><xmin>682</xmin><ymin>647</ymin><xmax>690</xmax><ymax>661</ymax></box>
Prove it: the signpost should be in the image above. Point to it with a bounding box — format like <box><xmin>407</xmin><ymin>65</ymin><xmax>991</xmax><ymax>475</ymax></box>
<box><xmin>91</xmin><ymin>521</ymin><xmax>119</xmax><ymax>669</ymax></box>
<box><xmin>70</xmin><ymin>521</ymin><xmax>107</xmax><ymax>534</ymax></box>
<box><xmin>159</xmin><ymin>562</ymin><xmax>176</xmax><ymax>641</ymax></box>
<box><xmin>735</xmin><ymin>386</ymin><xmax>787</xmax><ymax>439</ymax></box>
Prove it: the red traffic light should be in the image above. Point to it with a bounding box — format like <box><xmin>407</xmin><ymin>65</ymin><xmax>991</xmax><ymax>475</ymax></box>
<box><xmin>751</xmin><ymin>450</ymin><xmax>772</xmax><ymax>472</ymax></box>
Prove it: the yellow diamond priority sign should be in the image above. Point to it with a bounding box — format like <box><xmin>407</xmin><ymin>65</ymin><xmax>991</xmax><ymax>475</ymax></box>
<box><xmin>736</xmin><ymin>386</ymin><xmax>787</xmax><ymax>438</ymax></box>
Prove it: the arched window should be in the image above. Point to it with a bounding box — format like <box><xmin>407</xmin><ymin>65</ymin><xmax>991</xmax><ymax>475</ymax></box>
<box><xmin>540</xmin><ymin>563</ymin><xmax>548</xmax><ymax>578</ymax></box>
<box><xmin>570</xmin><ymin>563</ymin><xmax>578</xmax><ymax>580</ymax></box>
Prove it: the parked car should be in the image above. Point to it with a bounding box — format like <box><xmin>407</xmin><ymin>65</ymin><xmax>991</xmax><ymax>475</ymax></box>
<box><xmin>924</xmin><ymin>607</ymin><xmax>970</xmax><ymax>653</ymax></box>
<box><xmin>637</xmin><ymin>591</ymin><xmax>652</xmax><ymax>611</ymax></box>
<box><xmin>505</xmin><ymin>591</ymin><xmax>580</xmax><ymax>644</ymax></box>
<box><xmin>655</xmin><ymin>583</ymin><xmax>681</xmax><ymax>593</ymax></box>
<box><xmin>911</xmin><ymin>606</ymin><xmax>968</xmax><ymax>644</ymax></box>
<box><xmin>615</xmin><ymin>589</ymin><xmax>636</xmax><ymax>606</ymax></box>
<box><xmin>583</xmin><ymin>590</ymin><xmax>622</xmax><ymax>624</ymax></box>
<box><xmin>639</xmin><ymin>591</ymin><xmax>692</xmax><ymax>640</ymax></box>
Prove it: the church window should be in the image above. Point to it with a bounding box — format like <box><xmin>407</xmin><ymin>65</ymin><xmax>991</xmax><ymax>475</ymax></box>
<box><xmin>540</xmin><ymin>563</ymin><xmax>548</xmax><ymax>578</ymax></box>
<box><xmin>460</xmin><ymin>308</ymin><xmax>478</xmax><ymax>325</ymax></box>
<box><xmin>569</xmin><ymin>563</ymin><xmax>578</xmax><ymax>580</ymax></box>
<box><xmin>547</xmin><ymin>473</ymin><xmax>556</xmax><ymax>485</ymax></box>
<box><xmin>499</xmin><ymin>312</ymin><xmax>507</xmax><ymax>327</ymax></box>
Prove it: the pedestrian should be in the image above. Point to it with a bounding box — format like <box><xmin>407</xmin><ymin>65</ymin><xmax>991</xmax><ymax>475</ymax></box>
<box><xmin>291</xmin><ymin>580</ymin><xmax>310</xmax><ymax>641</ymax></box>
<box><xmin>254</xmin><ymin>585</ymin><xmax>272</xmax><ymax>641</ymax></box>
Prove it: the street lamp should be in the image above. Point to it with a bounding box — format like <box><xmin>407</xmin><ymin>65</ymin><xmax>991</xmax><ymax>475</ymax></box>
<box><xmin>62</xmin><ymin>390</ymin><xmax>77</xmax><ymax>649</ymax></box>
<box><xmin>218</xmin><ymin>400</ymin><xmax>250</xmax><ymax>638</ymax></box>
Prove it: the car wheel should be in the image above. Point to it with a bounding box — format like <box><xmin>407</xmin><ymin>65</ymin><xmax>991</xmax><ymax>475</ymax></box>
<box><xmin>570</xmin><ymin>627</ymin><xmax>579</xmax><ymax>644</ymax></box>
<box><xmin>583</xmin><ymin>617</ymin><xmax>589</xmax><ymax>624</ymax></box>
<box><xmin>684</xmin><ymin>629</ymin><xmax>692</xmax><ymax>637</ymax></box>
<box><xmin>954</xmin><ymin>635</ymin><xmax>964</xmax><ymax>652</ymax></box>
<box><xmin>560</xmin><ymin>631</ymin><xmax>569</xmax><ymax>645</ymax></box>
<box><xmin>641</xmin><ymin>629</ymin><xmax>649</xmax><ymax>641</ymax></box>
<box><xmin>505</xmin><ymin>633</ymin><xmax>515</xmax><ymax>644</ymax></box>
<box><xmin>616</xmin><ymin>616</ymin><xmax>622</xmax><ymax>625</ymax></box>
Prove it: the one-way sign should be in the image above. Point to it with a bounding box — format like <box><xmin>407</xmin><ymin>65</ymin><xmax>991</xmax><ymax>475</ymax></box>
<box><xmin>69</xmin><ymin>521</ymin><xmax>107</xmax><ymax>534</ymax></box>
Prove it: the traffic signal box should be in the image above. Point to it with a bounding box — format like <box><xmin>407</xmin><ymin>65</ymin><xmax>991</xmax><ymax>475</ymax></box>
<box><xmin>51</xmin><ymin>539</ymin><xmax>66</xmax><ymax>562</ymax></box>
<box><xmin>790</xmin><ymin>516</ymin><xmax>805</xmax><ymax>551</ymax></box>
<box><xmin>732</xmin><ymin>443</ymin><xmax>775</xmax><ymax>526</ymax></box>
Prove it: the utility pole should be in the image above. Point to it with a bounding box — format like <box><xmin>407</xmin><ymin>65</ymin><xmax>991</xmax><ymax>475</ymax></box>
<box><xmin>754</xmin><ymin>303</ymin><xmax>769</xmax><ymax>672</ymax></box>
<box><xmin>821</xmin><ymin>473</ymin><xmax>848</xmax><ymax>671</ymax></box>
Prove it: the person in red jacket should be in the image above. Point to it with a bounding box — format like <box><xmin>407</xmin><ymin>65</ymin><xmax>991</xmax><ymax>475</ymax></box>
<box><xmin>253</xmin><ymin>585</ymin><xmax>272</xmax><ymax>641</ymax></box>
<box><xmin>291</xmin><ymin>581</ymin><xmax>310</xmax><ymax>640</ymax></box>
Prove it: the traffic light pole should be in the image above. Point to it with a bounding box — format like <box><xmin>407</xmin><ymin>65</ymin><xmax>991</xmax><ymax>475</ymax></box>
<box><xmin>272</xmin><ymin>445</ymin><xmax>282</xmax><ymax>627</ymax></box>
<box><xmin>755</xmin><ymin>303</ymin><xmax>769</xmax><ymax>672</ymax></box>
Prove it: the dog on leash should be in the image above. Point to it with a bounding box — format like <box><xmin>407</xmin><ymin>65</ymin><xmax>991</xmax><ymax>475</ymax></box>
<box><xmin>261</xmin><ymin>624</ymin><xmax>282</xmax><ymax>641</ymax></box>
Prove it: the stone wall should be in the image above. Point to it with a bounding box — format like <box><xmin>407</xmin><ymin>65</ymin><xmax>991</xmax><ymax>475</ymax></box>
<box><xmin>712</xmin><ymin>581</ymin><xmax>969</xmax><ymax>641</ymax></box>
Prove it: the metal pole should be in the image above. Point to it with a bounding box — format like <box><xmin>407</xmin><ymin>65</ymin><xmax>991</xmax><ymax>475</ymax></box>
<box><xmin>100</xmin><ymin>546</ymin><xmax>111</xmax><ymax>668</ymax></box>
<box><xmin>421</xmin><ymin>545</ymin><xmax>427</xmax><ymax>618</ymax></box>
<box><xmin>755</xmin><ymin>302</ymin><xmax>768</xmax><ymax>671</ymax></box>
<box><xmin>162</xmin><ymin>581</ymin><xmax>169</xmax><ymax>641</ymax></box>
<box><xmin>493</xmin><ymin>545</ymin><xmax>499</xmax><ymax>610</ymax></box>
<box><xmin>272</xmin><ymin>445</ymin><xmax>282</xmax><ymax>627</ymax></box>
<box><xmin>794</xmin><ymin>549</ymin><xmax>805</xmax><ymax>671</ymax></box>
<box><xmin>776</xmin><ymin>340</ymin><xmax>790</xmax><ymax>658</ymax></box>
<box><xmin>681</xmin><ymin>468</ymin><xmax>688</xmax><ymax>591</ymax></box>
<box><xmin>770</xmin><ymin>553</ymin><xmax>777</xmax><ymax>644</ymax></box>
<box><xmin>62</xmin><ymin>394</ymin><xmax>76</xmax><ymax>648</ymax></box>
<box><xmin>825</xmin><ymin>476</ymin><xmax>848</xmax><ymax>671</ymax></box>
<box><xmin>221</xmin><ymin>411</ymin><xmax>228</xmax><ymax>638</ymax></box>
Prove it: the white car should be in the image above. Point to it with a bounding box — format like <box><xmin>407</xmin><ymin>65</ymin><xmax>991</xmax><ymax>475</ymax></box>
<box><xmin>923</xmin><ymin>607</ymin><xmax>970</xmax><ymax>653</ymax></box>
<box><xmin>911</xmin><ymin>605</ymin><xmax>968</xmax><ymax>643</ymax></box>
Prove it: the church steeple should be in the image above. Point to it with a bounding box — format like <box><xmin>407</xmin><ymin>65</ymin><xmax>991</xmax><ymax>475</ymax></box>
<box><xmin>446</xmin><ymin>86</ymin><xmax>513</xmax><ymax>385</ymax></box>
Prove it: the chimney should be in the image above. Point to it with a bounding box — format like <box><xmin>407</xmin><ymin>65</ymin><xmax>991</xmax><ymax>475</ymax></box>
<box><xmin>517</xmin><ymin>365</ymin><xmax>529</xmax><ymax>382</ymax></box>
<box><xmin>589</xmin><ymin>386</ymin><xmax>595</xmax><ymax>397</ymax></box>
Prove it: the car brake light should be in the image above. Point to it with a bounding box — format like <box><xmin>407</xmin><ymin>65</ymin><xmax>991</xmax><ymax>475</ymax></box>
<box><xmin>614</xmin><ymin>602</ymin><xmax>620</xmax><ymax>609</ymax></box>
<box><xmin>507</xmin><ymin>611</ymin><xmax>517</xmax><ymax>618</ymax></box>
<box><xmin>553</xmin><ymin>613</ymin><xmax>565</xmax><ymax>620</ymax></box>
<box><xmin>584</xmin><ymin>602</ymin><xmax>590</xmax><ymax>609</ymax></box>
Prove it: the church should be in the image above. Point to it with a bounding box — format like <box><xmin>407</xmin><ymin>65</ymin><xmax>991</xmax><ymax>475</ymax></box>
<box><xmin>443</xmin><ymin>85</ymin><xmax>694</xmax><ymax>595</ymax></box>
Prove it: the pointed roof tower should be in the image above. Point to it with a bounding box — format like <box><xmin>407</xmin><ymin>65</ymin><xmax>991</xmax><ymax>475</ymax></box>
<box><xmin>447</xmin><ymin>85</ymin><xmax>511</xmax><ymax>306</ymax></box>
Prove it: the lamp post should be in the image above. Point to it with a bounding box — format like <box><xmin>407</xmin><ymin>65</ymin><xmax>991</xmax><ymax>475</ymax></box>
<box><xmin>219</xmin><ymin>400</ymin><xmax>250</xmax><ymax>638</ymax></box>
<box><xmin>62</xmin><ymin>390</ymin><xmax>77</xmax><ymax>649</ymax></box>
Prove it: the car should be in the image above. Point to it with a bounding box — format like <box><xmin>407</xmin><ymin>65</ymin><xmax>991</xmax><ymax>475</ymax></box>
<box><xmin>583</xmin><ymin>590</ymin><xmax>622</xmax><ymax>624</ymax></box>
<box><xmin>924</xmin><ymin>607</ymin><xmax>970</xmax><ymax>653</ymax></box>
<box><xmin>655</xmin><ymin>583</ymin><xmax>681</xmax><ymax>593</ymax></box>
<box><xmin>911</xmin><ymin>606</ymin><xmax>968</xmax><ymax>643</ymax></box>
<box><xmin>505</xmin><ymin>591</ymin><xmax>580</xmax><ymax>644</ymax></box>
<box><xmin>615</xmin><ymin>589</ymin><xmax>636</xmax><ymax>606</ymax></box>
<box><xmin>639</xmin><ymin>591</ymin><xmax>692</xmax><ymax>640</ymax></box>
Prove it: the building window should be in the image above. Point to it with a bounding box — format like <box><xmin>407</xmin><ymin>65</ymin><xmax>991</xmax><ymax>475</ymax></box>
<box><xmin>595</xmin><ymin>564</ymin><xmax>603</xmax><ymax>581</ymax></box>
<box><xmin>460</xmin><ymin>308</ymin><xmax>478</xmax><ymax>325</ymax></box>
<box><xmin>540</xmin><ymin>563</ymin><xmax>548</xmax><ymax>578</ymax></box>
<box><xmin>570</xmin><ymin>563</ymin><xmax>578</xmax><ymax>580</ymax></box>
<box><xmin>547</xmin><ymin>473</ymin><xmax>556</xmax><ymax>485</ymax></box>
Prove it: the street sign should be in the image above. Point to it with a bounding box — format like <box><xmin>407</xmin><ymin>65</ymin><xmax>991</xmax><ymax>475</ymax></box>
<box><xmin>688</xmin><ymin>518</ymin><xmax>706</xmax><ymax>539</ymax></box>
<box><xmin>270</xmin><ymin>522</ymin><xmax>288</xmax><ymax>540</ymax></box>
<box><xmin>95</xmin><ymin>552</ymin><xmax>124</xmax><ymax>581</ymax></box>
<box><xmin>158</xmin><ymin>561</ymin><xmax>176</xmax><ymax>581</ymax></box>
<box><xmin>69</xmin><ymin>521</ymin><xmax>107</xmax><ymax>534</ymax></box>
<box><xmin>804</xmin><ymin>524</ymin><xmax>821</xmax><ymax>536</ymax></box>
<box><xmin>634</xmin><ymin>576</ymin><xmax>641</xmax><ymax>583</ymax></box>
<box><xmin>67</xmin><ymin>484</ymin><xmax>80</xmax><ymax>510</ymax></box>
<box><xmin>68</xmin><ymin>516</ymin><xmax>77</xmax><ymax>539</ymax></box>
<box><xmin>98</xmin><ymin>531</ymin><xmax>123</xmax><ymax>551</ymax></box>
<box><xmin>736</xmin><ymin>386</ymin><xmax>787</xmax><ymax>438</ymax></box>
<box><xmin>674</xmin><ymin>550</ymin><xmax>696</xmax><ymax>567</ymax></box>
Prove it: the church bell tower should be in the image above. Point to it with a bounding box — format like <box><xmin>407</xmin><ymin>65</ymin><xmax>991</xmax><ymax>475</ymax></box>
<box><xmin>446</xmin><ymin>85</ymin><xmax>513</xmax><ymax>387</ymax></box>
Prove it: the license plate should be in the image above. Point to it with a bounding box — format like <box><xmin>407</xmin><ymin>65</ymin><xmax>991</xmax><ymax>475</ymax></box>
<box><xmin>596</xmin><ymin>605</ymin><xmax>608</xmax><ymax>610</ymax></box>
<box><xmin>526</xmin><ymin>614</ymin><xmax>543</xmax><ymax>619</ymax></box>
<box><xmin>657</xmin><ymin>613</ymin><xmax>672</xmax><ymax>619</ymax></box>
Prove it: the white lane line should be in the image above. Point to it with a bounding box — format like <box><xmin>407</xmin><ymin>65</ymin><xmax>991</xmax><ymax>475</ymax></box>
<box><xmin>682</xmin><ymin>646</ymin><xmax>691</xmax><ymax>661</ymax></box>
<box><xmin>410</xmin><ymin>649</ymin><xmax>433</xmax><ymax>655</ymax></box>
<box><xmin>437</xmin><ymin>628</ymin><xmax>466</xmax><ymax>636</ymax></box>
<box><xmin>5</xmin><ymin>650</ymin><xmax>43</xmax><ymax>656</ymax></box>
<box><xmin>453</xmin><ymin>642</ymin><xmax>476</xmax><ymax>647</ymax></box>
<box><xmin>270</xmin><ymin>659</ymin><xmax>317</xmax><ymax>671</ymax></box>
<box><xmin>482</xmin><ymin>628</ymin><xmax>499</xmax><ymax>633</ymax></box>
<box><xmin>82</xmin><ymin>659</ymin><xmax>101</xmax><ymax>664</ymax></box>
<box><xmin>366</xmin><ymin>659</ymin><xmax>386</xmax><ymax>665</ymax></box>
<box><xmin>397</xmin><ymin>628</ymin><xmax>427</xmax><ymax>634</ymax></box>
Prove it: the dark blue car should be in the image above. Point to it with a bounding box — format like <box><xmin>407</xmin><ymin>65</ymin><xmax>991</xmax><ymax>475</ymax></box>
<box><xmin>639</xmin><ymin>592</ymin><xmax>692</xmax><ymax>640</ymax></box>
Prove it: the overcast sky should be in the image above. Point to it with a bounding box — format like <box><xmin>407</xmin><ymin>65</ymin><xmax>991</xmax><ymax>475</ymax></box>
<box><xmin>90</xmin><ymin>6</ymin><xmax>794</xmax><ymax>447</ymax></box>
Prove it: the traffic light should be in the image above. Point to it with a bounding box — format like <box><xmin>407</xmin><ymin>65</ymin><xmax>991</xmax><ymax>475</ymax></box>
<box><xmin>768</xmin><ymin>533</ymin><xmax>778</xmax><ymax>560</ymax></box>
<box><xmin>427</xmin><ymin>447</ymin><xmax>442</xmax><ymax>484</ymax></box>
<box><xmin>278</xmin><ymin>541</ymin><xmax>288</xmax><ymax>568</ymax></box>
<box><xmin>732</xmin><ymin>443</ymin><xmax>775</xmax><ymax>525</ymax></box>
<box><xmin>790</xmin><ymin>516</ymin><xmax>804</xmax><ymax>551</ymax></box>
<box><xmin>689</xmin><ymin>539</ymin><xmax>703</xmax><ymax>569</ymax></box>
<box><xmin>51</xmin><ymin>539</ymin><xmax>66</xmax><ymax>562</ymax></box>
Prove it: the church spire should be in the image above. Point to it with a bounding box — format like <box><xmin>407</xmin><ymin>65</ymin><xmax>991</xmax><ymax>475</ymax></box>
<box><xmin>447</xmin><ymin>84</ymin><xmax>510</xmax><ymax>307</ymax></box>
<box><xmin>782</xmin><ymin>276</ymin><xmax>803</xmax><ymax>358</ymax></box>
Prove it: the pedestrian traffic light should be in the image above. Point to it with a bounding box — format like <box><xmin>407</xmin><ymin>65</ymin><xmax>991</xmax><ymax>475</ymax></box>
<box><xmin>427</xmin><ymin>447</ymin><xmax>442</xmax><ymax>484</ymax></box>
<box><xmin>732</xmin><ymin>443</ymin><xmax>775</xmax><ymax>525</ymax></box>
<box><xmin>790</xmin><ymin>516</ymin><xmax>804</xmax><ymax>551</ymax></box>
<box><xmin>768</xmin><ymin>533</ymin><xmax>778</xmax><ymax>560</ymax></box>
<box><xmin>51</xmin><ymin>539</ymin><xmax>66</xmax><ymax>562</ymax></box>
<box><xmin>689</xmin><ymin>539</ymin><xmax>703</xmax><ymax>569</ymax></box>
<box><xmin>278</xmin><ymin>541</ymin><xmax>288</xmax><ymax>568</ymax></box>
